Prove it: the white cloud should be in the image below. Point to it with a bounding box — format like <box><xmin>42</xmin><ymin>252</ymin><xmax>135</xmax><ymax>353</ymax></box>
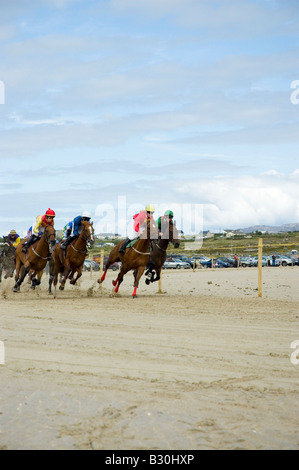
<box><xmin>178</xmin><ymin>173</ymin><xmax>299</xmax><ymax>230</ymax></box>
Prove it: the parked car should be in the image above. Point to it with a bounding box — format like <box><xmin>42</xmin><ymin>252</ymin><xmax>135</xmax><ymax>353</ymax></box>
<box><xmin>216</xmin><ymin>256</ymin><xmax>236</xmax><ymax>267</ymax></box>
<box><xmin>103</xmin><ymin>255</ymin><xmax>121</xmax><ymax>271</ymax></box>
<box><xmin>197</xmin><ymin>257</ymin><xmax>230</xmax><ymax>268</ymax></box>
<box><xmin>275</xmin><ymin>255</ymin><xmax>293</xmax><ymax>266</ymax></box>
<box><xmin>83</xmin><ymin>260</ymin><xmax>100</xmax><ymax>271</ymax></box>
<box><xmin>214</xmin><ymin>258</ymin><xmax>230</xmax><ymax>268</ymax></box>
<box><xmin>167</xmin><ymin>254</ymin><xmax>193</xmax><ymax>267</ymax></box>
<box><xmin>252</xmin><ymin>256</ymin><xmax>268</xmax><ymax>267</ymax></box>
<box><xmin>197</xmin><ymin>258</ymin><xmax>212</xmax><ymax>268</ymax></box>
<box><xmin>239</xmin><ymin>256</ymin><xmax>253</xmax><ymax>267</ymax></box>
<box><xmin>163</xmin><ymin>259</ymin><xmax>191</xmax><ymax>269</ymax></box>
<box><xmin>189</xmin><ymin>255</ymin><xmax>211</xmax><ymax>264</ymax></box>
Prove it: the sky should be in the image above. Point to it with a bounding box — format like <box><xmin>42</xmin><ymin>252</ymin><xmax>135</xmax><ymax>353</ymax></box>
<box><xmin>0</xmin><ymin>0</ymin><xmax>299</xmax><ymax>236</ymax></box>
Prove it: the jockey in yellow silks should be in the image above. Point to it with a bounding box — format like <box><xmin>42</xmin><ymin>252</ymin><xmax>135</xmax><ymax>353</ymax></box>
<box><xmin>119</xmin><ymin>204</ymin><xmax>155</xmax><ymax>253</ymax></box>
<box><xmin>7</xmin><ymin>230</ymin><xmax>21</xmax><ymax>247</ymax></box>
<box><xmin>22</xmin><ymin>208</ymin><xmax>55</xmax><ymax>253</ymax></box>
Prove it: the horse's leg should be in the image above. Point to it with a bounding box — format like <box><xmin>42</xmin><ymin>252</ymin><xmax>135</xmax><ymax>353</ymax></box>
<box><xmin>59</xmin><ymin>265</ymin><xmax>71</xmax><ymax>290</ymax></box>
<box><xmin>13</xmin><ymin>265</ymin><xmax>29</xmax><ymax>292</ymax></box>
<box><xmin>98</xmin><ymin>268</ymin><xmax>107</xmax><ymax>284</ymax></box>
<box><xmin>32</xmin><ymin>270</ymin><xmax>43</xmax><ymax>289</ymax></box>
<box><xmin>151</xmin><ymin>267</ymin><xmax>161</xmax><ymax>283</ymax></box>
<box><xmin>98</xmin><ymin>245</ymin><xmax>121</xmax><ymax>285</ymax></box>
<box><xmin>48</xmin><ymin>259</ymin><xmax>55</xmax><ymax>294</ymax></box>
<box><xmin>48</xmin><ymin>273</ymin><xmax>54</xmax><ymax>294</ymax></box>
<box><xmin>70</xmin><ymin>268</ymin><xmax>82</xmax><ymax>285</ymax></box>
<box><xmin>29</xmin><ymin>270</ymin><xmax>37</xmax><ymax>289</ymax></box>
<box><xmin>13</xmin><ymin>258</ymin><xmax>22</xmax><ymax>292</ymax></box>
<box><xmin>113</xmin><ymin>268</ymin><xmax>127</xmax><ymax>293</ymax></box>
<box><xmin>132</xmin><ymin>266</ymin><xmax>146</xmax><ymax>298</ymax></box>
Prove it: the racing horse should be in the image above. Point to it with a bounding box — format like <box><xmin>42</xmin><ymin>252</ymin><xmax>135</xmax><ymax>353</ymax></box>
<box><xmin>13</xmin><ymin>225</ymin><xmax>56</xmax><ymax>292</ymax></box>
<box><xmin>52</xmin><ymin>220</ymin><xmax>94</xmax><ymax>294</ymax></box>
<box><xmin>0</xmin><ymin>236</ymin><xmax>16</xmax><ymax>282</ymax></box>
<box><xmin>138</xmin><ymin>219</ymin><xmax>180</xmax><ymax>286</ymax></box>
<box><xmin>97</xmin><ymin>218</ymin><xmax>159</xmax><ymax>298</ymax></box>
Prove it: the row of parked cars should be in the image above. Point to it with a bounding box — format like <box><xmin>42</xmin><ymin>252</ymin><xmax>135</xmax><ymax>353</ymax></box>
<box><xmin>83</xmin><ymin>252</ymin><xmax>299</xmax><ymax>272</ymax></box>
<box><xmin>163</xmin><ymin>253</ymin><xmax>299</xmax><ymax>269</ymax></box>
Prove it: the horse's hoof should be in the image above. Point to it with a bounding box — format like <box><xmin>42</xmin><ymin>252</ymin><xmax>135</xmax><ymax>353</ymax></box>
<box><xmin>13</xmin><ymin>287</ymin><xmax>18</xmax><ymax>293</ymax></box>
<box><xmin>133</xmin><ymin>295</ymin><xmax>138</xmax><ymax>299</ymax></box>
<box><xmin>59</xmin><ymin>285</ymin><xmax>64</xmax><ymax>291</ymax></box>
<box><xmin>97</xmin><ymin>278</ymin><xmax>102</xmax><ymax>284</ymax></box>
<box><xmin>145</xmin><ymin>279</ymin><xmax>150</xmax><ymax>285</ymax></box>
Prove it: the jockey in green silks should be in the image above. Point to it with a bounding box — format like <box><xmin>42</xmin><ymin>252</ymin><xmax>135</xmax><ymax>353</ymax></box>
<box><xmin>156</xmin><ymin>210</ymin><xmax>174</xmax><ymax>234</ymax></box>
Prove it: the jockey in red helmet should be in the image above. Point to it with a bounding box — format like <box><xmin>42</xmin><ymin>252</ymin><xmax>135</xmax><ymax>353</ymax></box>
<box><xmin>22</xmin><ymin>209</ymin><xmax>56</xmax><ymax>253</ymax></box>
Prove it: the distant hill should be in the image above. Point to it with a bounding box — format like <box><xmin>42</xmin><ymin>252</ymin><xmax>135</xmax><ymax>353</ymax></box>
<box><xmin>240</xmin><ymin>223</ymin><xmax>299</xmax><ymax>234</ymax></box>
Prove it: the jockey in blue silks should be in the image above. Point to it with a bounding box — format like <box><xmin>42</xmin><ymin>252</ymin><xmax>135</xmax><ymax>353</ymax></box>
<box><xmin>61</xmin><ymin>211</ymin><xmax>92</xmax><ymax>250</ymax></box>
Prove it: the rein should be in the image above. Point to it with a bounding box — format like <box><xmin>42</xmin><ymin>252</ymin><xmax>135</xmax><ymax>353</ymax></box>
<box><xmin>31</xmin><ymin>246</ymin><xmax>49</xmax><ymax>261</ymax></box>
<box><xmin>132</xmin><ymin>246</ymin><xmax>151</xmax><ymax>256</ymax></box>
<box><xmin>70</xmin><ymin>243</ymin><xmax>87</xmax><ymax>254</ymax></box>
<box><xmin>152</xmin><ymin>240</ymin><xmax>167</xmax><ymax>252</ymax></box>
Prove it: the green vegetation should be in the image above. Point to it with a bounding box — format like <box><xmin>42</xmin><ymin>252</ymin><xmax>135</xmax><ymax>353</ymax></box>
<box><xmin>86</xmin><ymin>231</ymin><xmax>299</xmax><ymax>259</ymax></box>
<box><xmin>1</xmin><ymin>231</ymin><xmax>298</xmax><ymax>259</ymax></box>
<box><xmin>176</xmin><ymin>231</ymin><xmax>299</xmax><ymax>257</ymax></box>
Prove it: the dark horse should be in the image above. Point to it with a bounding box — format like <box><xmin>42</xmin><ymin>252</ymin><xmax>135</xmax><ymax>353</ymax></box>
<box><xmin>0</xmin><ymin>236</ymin><xmax>16</xmax><ymax>282</ymax></box>
<box><xmin>137</xmin><ymin>220</ymin><xmax>180</xmax><ymax>286</ymax></box>
<box><xmin>13</xmin><ymin>225</ymin><xmax>56</xmax><ymax>292</ymax></box>
<box><xmin>97</xmin><ymin>218</ymin><xmax>159</xmax><ymax>298</ymax></box>
<box><xmin>52</xmin><ymin>220</ymin><xmax>94</xmax><ymax>295</ymax></box>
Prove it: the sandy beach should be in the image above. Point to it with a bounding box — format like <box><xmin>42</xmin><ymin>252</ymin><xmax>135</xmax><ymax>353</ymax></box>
<box><xmin>0</xmin><ymin>266</ymin><xmax>298</xmax><ymax>450</ymax></box>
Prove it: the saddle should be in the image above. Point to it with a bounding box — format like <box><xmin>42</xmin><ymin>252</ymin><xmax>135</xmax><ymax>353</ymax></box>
<box><xmin>127</xmin><ymin>239</ymin><xmax>153</xmax><ymax>251</ymax></box>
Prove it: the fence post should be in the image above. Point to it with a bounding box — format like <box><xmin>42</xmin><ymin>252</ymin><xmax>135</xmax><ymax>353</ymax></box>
<box><xmin>258</xmin><ymin>238</ymin><xmax>263</xmax><ymax>298</ymax></box>
<box><xmin>158</xmin><ymin>270</ymin><xmax>163</xmax><ymax>294</ymax></box>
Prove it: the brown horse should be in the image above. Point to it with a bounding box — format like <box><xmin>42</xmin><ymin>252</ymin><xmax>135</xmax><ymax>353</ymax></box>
<box><xmin>138</xmin><ymin>220</ymin><xmax>180</xmax><ymax>286</ymax></box>
<box><xmin>13</xmin><ymin>225</ymin><xmax>56</xmax><ymax>292</ymax></box>
<box><xmin>52</xmin><ymin>220</ymin><xmax>94</xmax><ymax>294</ymax></box>
<box><xmin>97</xmin><ymin>219</ymin><xmax>159</xmax><ymax>298</ymax></box>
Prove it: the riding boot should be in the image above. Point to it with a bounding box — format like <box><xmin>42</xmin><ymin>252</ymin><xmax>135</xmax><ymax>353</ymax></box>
<box><xmin>119</xmin><ymin>238</ymin><xmax>131</xmax><ymax>253</ymax></box>
<box><xmin>61</xmin><ymin>235</ymin><xmax>77</xmax><ymax>250</ymax></box>
<box><xmin>22</xmin><ymin>235</ymin><xmax>39</xmax><ymax>253</ymax></box>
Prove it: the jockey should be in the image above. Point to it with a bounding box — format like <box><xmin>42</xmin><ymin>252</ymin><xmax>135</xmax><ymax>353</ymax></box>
<box><xmin>61</xmin><ymin>211</ymin><xmax>92</xmax><ymax>250</ymax></box>
<box><xmin>7</xmin><ymin>229</ymin><xmax>21</xmax><ymax>247</ymax></box>
<box><xmin>22</xmin><ymin>208</ymin><xmax>55</xmax><ymax>253</ymax></box>
<box><xmin>119</xmin><ymin>204</ymin><xmax>155</xmax><ymax>253</ymax></box>
<box><xmin>156</xmin><ymin>210</ymin><xmax>174</xmax><ymax>233</ymax></box>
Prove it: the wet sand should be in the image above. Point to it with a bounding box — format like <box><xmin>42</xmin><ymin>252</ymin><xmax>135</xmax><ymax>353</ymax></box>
<box><xmin>0</xmin><ymin>266</ymin><xmax>298</xmax><ymax>449</ymax></box>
